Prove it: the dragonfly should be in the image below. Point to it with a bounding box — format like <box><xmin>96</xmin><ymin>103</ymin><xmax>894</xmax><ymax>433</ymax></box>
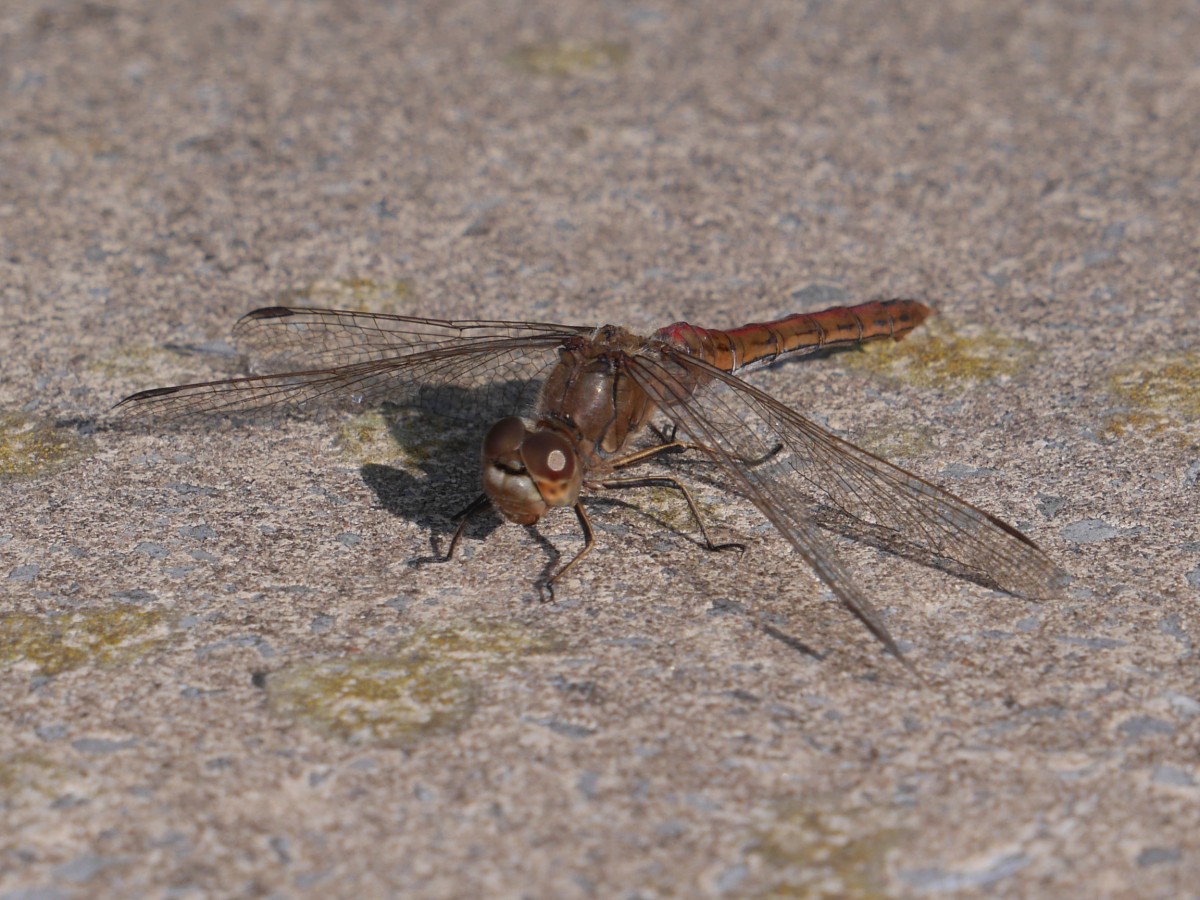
<box><xmin>115</xmin><ymin>299</ymin><xmax>1067</xmax><ymax>662</ymax></box>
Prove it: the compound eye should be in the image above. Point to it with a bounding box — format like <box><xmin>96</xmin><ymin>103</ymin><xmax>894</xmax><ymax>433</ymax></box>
<box><xmin>483</xmin><ymin>417</ymin><xmax>527</xmax><ymax>460</ymax></box>
<box><xmin>522</xmin><ymin>430</ymin><xmax>576</xmax><ymax>481</ymax></box>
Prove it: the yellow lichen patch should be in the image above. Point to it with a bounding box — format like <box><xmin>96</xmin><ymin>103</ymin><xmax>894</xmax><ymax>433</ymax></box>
<box><xmin>845</xmin><ymin>318</ymin><xmax>1038</xmax><ymax>390</ymax></box>
<box><xmin>266</xmin><ymin>622</ymin><xmax>563</xmax><ymax>747</ymax></box>
<box><xmin>408</xmin><ymin>621</ymin><xmax>564</xmax><ymax>659</ymax></box>
<box><xmin>0</xmin><ymin>412</ymin><xmax>95</xmax><ymax>482</ymax></box>
<box><xmin>631</xmin><ymin>483</ymin><xmax>729</xmax><ymax>536</ymax></box>
<box><xmin>0</xmin><ymin>751</ymin><xmax>68</xmax><ymax>805</ymax></box>
<box><xmin>92</xmin><ymin>344</ymin><xmax>232</xmax><ymax>413</ymax></box>
<box><xmin>267</xmin><ymin>656</ymin><xmax>481</xmax><ymax>746</ymax></box>
<box><xmin>505</xmin><ymin>40</ymin><xmax>630</xmax><ymax>76</ymax></box>
<box><xmin>335</xmin><ymin>410</ymin><xmax>402</xmax><ymax>465</ymax></box>
<box><xmin>278</xmin><ymin>278</ymin><xmax>411</xmax><ymax>315</ymax></box>
<box><xmin>17</xmin><ymin>131</ymin><xmax>125</xmax><ymax>167</ymax></box>
<box><xmin>748</xmin><ymin>801</ymin><xmax>908</xmax><ymax>897</ymax></box>
<box><xmin>1099</xmin><ymin>410</ymin><xmax>1176</xmax><ymax>441</ymax></box>
<box><xmin>88</xmin><ymin>344</ymin><xmax>188</xmax><ymax>381</ymax></box>
<box><xmin>0</xmin><ymin>608</ymin><xmax>173</xmax><ymax>676</ymax></box>
<box><xmin>642</xmin><ymin>484</ymin><xmax>698</xmax><ymax>532</ymax></box>
<box><xmin>1103</xmin><ymin>352</ymin><xmax>1200</xmax><ymax>440</ymax></box>
<box><xmin>848</xmin><ymin>423</ymin><xmax>938</xmax><ymax>461</ymax></box>
<box><xmin>337</xmin><ymin>406</ymin><xmax>477</xmax><ymax>469</ymax></box>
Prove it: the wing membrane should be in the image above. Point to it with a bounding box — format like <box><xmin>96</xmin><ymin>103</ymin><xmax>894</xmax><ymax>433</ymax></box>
<box><xmin>114</xmin><ymin>307</ymin><xmax>586</xmax><ymax>423</ymax></box>
<box><xmin>233</xmin><ymin>306</ymin><xmax>588</xmax><ymax>372</ymax></box>
<box><xmin>627</xmin><ymin>348</ymin><xmax>1067</xmax><ymax>657</ymax></box>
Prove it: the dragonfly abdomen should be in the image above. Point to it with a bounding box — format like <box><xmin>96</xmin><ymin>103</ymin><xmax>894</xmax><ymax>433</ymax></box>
<box><xmin>655</xmin><ymin>299</ymin><xmax>931</xmax><ymax>373</ymax></box>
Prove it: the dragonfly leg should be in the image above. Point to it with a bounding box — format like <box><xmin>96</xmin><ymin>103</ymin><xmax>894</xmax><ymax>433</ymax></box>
<box><xmin>608</xmin><ymin>440</ymin><xmax>693</xmax><ymax>470</ymax></box>
<box><xmin>614</xmin><ymin>426</ymin><xmax>784</xmax><ymax>471</ymax></box>
<box><xmin>648</xmin><ymin>421</ymin><xmax>681</xmax><ymax>444</ymax></box>
<box><xmin>546</xmin><ymin>502</ymin><xmax>596</xmax><ymax>592</ymax></box>
<box><xmin>597</xmin><ymin>475</ymin><xmax>745</xmax><ymax>554</ymax></box>
<box><xmin>444</xmin><ymin>493</ymin><xmax>491</xmax><ymax>562</ymax></box>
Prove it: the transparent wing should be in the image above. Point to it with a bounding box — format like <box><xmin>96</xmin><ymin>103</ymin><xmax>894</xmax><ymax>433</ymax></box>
<box><xmin>113</xmin><ymin>307</ymin><xmax>589</xmax><ymax>423</ymax></box>
<box><xmin>626</xmin><ymin>347</ymin><xmax>1068</xmax><ymax>658</ymax></box>
<box><xmin>233</xmin><ymin>306</ymin><xmax>589</xmax><ymax>372</ymax></box>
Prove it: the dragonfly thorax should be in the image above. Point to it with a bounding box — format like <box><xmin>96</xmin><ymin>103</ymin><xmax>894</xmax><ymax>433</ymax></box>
<box><xmin>480</xmin><ymin>416</ymin><xmax>583</xmax><ymax>524</ymax></box>
<box><xmin>541</xmin><ymin>331</ymin><xmax>656</xmax><ymax>458</ymax></box>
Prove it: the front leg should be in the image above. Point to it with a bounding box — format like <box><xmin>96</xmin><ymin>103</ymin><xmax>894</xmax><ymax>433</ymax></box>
<box><xmin>444</xmin><ymin>493</ymin><xmax>491</xmax><ymax>561</ymax></box>
<box><xmin>596</xmin><ymin>475</ymin><xmax>745</xmax><ymax>555</ymax></box>
<box><xmin>544</xmin><ymin>503</ymin><xmax>597</xmax><ymax>594</ymax></box>
<box><xmin>615</xmin><ymin>422</ymin><xmax>784</xmax><ymax>471</ymax></box>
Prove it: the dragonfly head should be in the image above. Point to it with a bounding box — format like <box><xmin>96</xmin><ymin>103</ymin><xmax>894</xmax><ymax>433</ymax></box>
<box><xmin>481</xmin><ymin>417</ymin><xmax>583</xmax><ymax>524</ymax></box>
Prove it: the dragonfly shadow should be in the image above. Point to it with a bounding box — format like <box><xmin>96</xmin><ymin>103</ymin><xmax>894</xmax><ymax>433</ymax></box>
<box><xmin>757</xmin><ymin>622</ymin><xmax>824</xmax><ymax>661</ymax></box>
<box><xmin>365</xmin><ymin>459</ymin><xmax>574</xmax><ymax>594</ymax></box>
<box><xmin>364</xmin><ymin>459</ymin><xmax>509</xmax><ymax>574</ymax></box>
<box><xmin>358</xmin><ymin>408</ymin><xmax>492</xmax><ymax>550</ymax></box>
<box><xmin>659</xmin><ymin>451</ymin><xmax>1031</xmax><ymax>598</ymax></box>
<box><xmin>581</xmin><ymin>492</ymin><xmax>749</xmax><ymax>562</ymax></box>
<box><xmin>359</xmin><ymin>398</ymin><xmax>572</xmax><ymax>588</ymax></box>
<box><xmin>810</xmin><ymin>507</ymin><xmax>1022</xmax><ymax>595</ymax></box>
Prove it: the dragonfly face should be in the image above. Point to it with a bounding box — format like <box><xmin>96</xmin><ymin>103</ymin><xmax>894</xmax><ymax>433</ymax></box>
<box><xmin>481</xmin><ymin>416</ymin><xmax>583</xmax><ymax>524</ymax></box>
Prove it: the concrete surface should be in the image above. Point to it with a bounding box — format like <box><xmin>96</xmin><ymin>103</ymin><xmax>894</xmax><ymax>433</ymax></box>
<box><xmin>2</xmin><ymin>0</ymin><xmax>1197</xmax><ymax>896</ymax></box>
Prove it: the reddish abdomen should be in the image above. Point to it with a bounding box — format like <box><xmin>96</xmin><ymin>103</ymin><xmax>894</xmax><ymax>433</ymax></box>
<box><xmin>655</xmin><ymin>299</ymin><xmax>931</xmax><ymax>373</ymax></box>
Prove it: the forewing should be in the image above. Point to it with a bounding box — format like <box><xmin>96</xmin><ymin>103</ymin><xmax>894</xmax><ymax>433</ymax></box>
<box><xmin>114</xmin><ymin>307</ymin><xmax>587</xmax><ymax>423</ymax></box>
<box><xmin>233</xmin><ymin>306</ymin><xmax>587</xmax><ymax>372</ymax></box>
<box><xmin>626</xmin><ymin>348</ymin><xmax>1067</xmax><ymax>655</ymax></box>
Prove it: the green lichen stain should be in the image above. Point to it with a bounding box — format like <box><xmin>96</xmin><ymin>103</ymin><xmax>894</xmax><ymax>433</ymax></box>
<box><xmin>337</xmin><ymin>406</ymin><xmax>477</xmax><ymax>469</ymax></box>
<box><xmin>0</xmin><ymin>412</ymin><xmax>94</xmax><ymax>482</ymax></box>
<box><xmin>506</xmin><ymin>40</ymin><xmax>629</xmax><ymax>76</ymax></box>
<box><xmin>336</xmin><ymin>410</ymin><xmax>402</xmax><ymax>465</ymax></box>
<box><xmin>1103</xmin><ymin>351</ymin><xmax>1200</xmax><ymax>440</ymax></box>
<box><xmin>845</xmin><ymin>319</ymin><xmax>1037</xmax><ymax>390</ymax></box>
<box><xmin>0</xmin><ymin>608</ymin><xmax>173</xmax><ymax>676</ymax></box>
<box><xmin>268</xmin><ymin>656</ymin><xmax>480</xmax><ymax>746</ymax></box>
<box><xmin>748</xmin><ymin>802</ymin><xmax>908</xmax><ymax>898</ymax></box>
<box><xmin>636</xmin><ymin>484</ymin><xmax>727</xmax><ymax>536</ymax></box>
<box><xmin>0</xmin><ymin>751</ymin><xmax>68</xmax><ymax>805</ymax></box>
<box><xmin>643</xmin><ymin>485</ymin><xmax>696</xmax><ymax>531</ymax></box>
<box><xmin>278</xmin><ymin>278</ymin><xmax>411</xmax><ymax>314</ymax></box>
<box><xmin>88</xmin><ymin>344</ymin><xmax>180</xmax><ymax>380</ymax></box>
<box><xmin>848</xmin><ymin>423</ymin><xmax>938</xmax><ymax>461</ymax></box>
<box><xmin>266</xmin><ymin>622</ymin><xmax>563</xmax><ymax>747</ymax></box>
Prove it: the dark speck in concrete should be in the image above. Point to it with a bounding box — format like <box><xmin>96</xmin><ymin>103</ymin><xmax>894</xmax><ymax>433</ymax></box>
<box><xmin>1118</xmin><ymin>716</ymin><xmax>1175</xmax><ymax>741</ymax></box>
<box><xmin>1136</xmin><ymin>847</ymin><xmax>1181</xmax><ymax>867</ymax></box>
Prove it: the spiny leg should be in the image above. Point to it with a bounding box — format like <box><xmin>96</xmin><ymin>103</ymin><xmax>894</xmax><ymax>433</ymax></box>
<box><xmin>545</xmin><ymin>502</ymin><xmax>596</xmax><ymax>594</ymax></box>
<box><xmin>618</xmin><ymin>423</ymin><xmax>784</xmax><ymax>471</ymax></box>
<box><xmin>597</xmin><ymin>474</ymin><xmax>745</xmax><ymax>554</ymax></box>
<box><xmin>606</xmin><ymin>438</ymin><xmax>699</xmax><ymax>470</ymax></box>
<box><xmin>444</xmin><ymin>493</ymin><xmax>491</xmax><ymax>562</ymax></box>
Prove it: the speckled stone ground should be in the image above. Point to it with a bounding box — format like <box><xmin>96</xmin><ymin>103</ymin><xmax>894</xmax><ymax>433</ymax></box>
<box><xmin>2</xmin><ymin>1</ymin><xmax>1197</xmax><ymax>896</ymax></box>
